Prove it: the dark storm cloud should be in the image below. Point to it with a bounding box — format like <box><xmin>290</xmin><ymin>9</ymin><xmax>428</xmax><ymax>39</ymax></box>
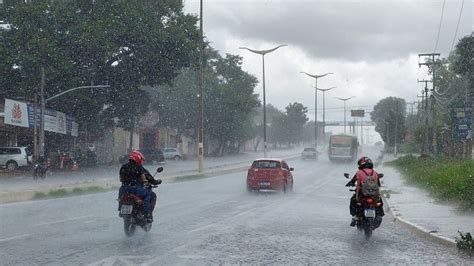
<box><xmin>203</xmin><ymin>0</ymin><xmax>472</xmax><ymax>62</ymax></box>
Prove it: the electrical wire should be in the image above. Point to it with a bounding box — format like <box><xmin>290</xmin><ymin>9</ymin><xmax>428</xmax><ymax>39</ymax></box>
<box><xmin>450</xmin><ymin>0</ymin><xmax>465</xmax><ymax>52</ymax></box>
<box><xmin>434</xmin><ymin>0</ymin><xmax>446</xmax><ymax>53</ymax></box>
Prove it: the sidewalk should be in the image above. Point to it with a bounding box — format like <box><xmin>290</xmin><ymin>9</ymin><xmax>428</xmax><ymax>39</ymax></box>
<box><xmin>0</xmin><ymin>148</ymin><xmax>302</xmax><ymax>203</ymax></box>
<box><xmin>381</xmin><ymin>153</ymin><xmax>474</xmax><ymax>245</ymax></box>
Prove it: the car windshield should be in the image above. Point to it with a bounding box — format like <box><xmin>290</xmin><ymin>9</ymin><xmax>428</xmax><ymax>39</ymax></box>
<box><xmin>252</xmin><ymin>160</ymin><xmax>281</xmax><ymax>169</ymax></box>
<box><xmin>1</xmin><ymin>1</ymin><xmax>471</xmax><ymax>264</ymax></box>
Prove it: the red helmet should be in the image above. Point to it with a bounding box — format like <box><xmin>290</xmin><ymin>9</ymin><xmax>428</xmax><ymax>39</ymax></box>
<box><xmin>128</xmin><ymin>150</ymin><xmax>145</xmax><ymax>165</ymax></box>
<box><xmin>357</xmin><ymin>156</ymin><xmax>373</xmax><ymax>169</ymax></box>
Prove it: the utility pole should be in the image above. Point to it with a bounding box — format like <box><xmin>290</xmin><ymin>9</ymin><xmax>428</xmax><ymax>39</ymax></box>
<box><xmin>197</xmin><ymin>0</ymin><xmax>204</xmax><ymax>172</ymax></box>
<box><xmin>418</xmin><ymin>79</ymin><xmax>432</xmax><ymax>154</ymax></box>
<box><xmin>419</xmin><ymin>53</ymin><xmax>440</xmax><ymax>154</ymax></box>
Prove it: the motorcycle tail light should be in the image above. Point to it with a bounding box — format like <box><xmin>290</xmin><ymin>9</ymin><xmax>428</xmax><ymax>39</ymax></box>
<box><xmin>366</xmin><ymin>197</ymin><xmax>374</xmax><ymax>204</ymax></box>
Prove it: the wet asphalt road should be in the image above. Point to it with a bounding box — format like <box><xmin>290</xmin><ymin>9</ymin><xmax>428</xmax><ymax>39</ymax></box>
<box><xmin>0</xmin><ymin>156</ymin><xmax>472</xmax><ymax>265</ymax></box>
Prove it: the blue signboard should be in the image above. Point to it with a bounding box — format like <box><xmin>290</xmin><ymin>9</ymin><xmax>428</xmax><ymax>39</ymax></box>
<box><xmin>452</xmin><ymin>107</ymin><xmax>472</xmax><ymax>140</ymax></box>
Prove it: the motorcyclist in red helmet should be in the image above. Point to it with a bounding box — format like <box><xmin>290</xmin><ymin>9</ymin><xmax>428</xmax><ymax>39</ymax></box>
<box><xmin>345</xmin><ymin>156</ymin><xmax>383</xmax><ymax>226</ymax></box>
<box><xmin>118</xmin><ymin>150</ymin><xmax>161</xmax><ymax>222</ymax></box>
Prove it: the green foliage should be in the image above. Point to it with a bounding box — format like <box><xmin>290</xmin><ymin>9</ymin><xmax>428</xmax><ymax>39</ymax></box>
<box><xmin>33</xmin><ymin>186</ymin><xmax>107</xmax><ymax>199</ymax></box>
<box><xmin>173</xmin><ymin>174</ymin><xmax>207</xmax><ymax>182</ymax></box>
<box><xmin>451</xmin><ymin>35</ymin><xmax>473</xmax><ymax>77</ymax></box>
<box><xmin>154</xmin><ymin>48</ymin><xmax>260</xmax><ymax>155</ymax></box>
<box><xmin>371</xmin><ymin>97</ymin><xmax>406</xmax><ymax>146</ymax></box>
<box><xmin>0</xmin><ymin>1</ymin><xmax>199</xmax><ymax>134</ymax></box>
<box><xmin>393</xmin><ymin>155</ymin><xmax>474</xmax><ymax>210</ymax></box>
<box><xmin>456</xmin><ymin>231</ymin><xmax>474</xmax><ymax>256</ymax></box>
<box><xmin>285</xmin><ymin>102</ymin><xmax>309</xmax><ymax>145</ymax></box>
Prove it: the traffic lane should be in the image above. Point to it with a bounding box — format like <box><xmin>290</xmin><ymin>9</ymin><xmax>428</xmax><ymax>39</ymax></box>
<box><xmin>0</xmin><ymin>158</ymin><xmax>325</xmax><ymax>265</ymax></box>
<box><xmin>141</xmin><ymin>158</ymin><xmax>470</xmax><ymax>264</ymax></box>
<box><xmin>0</xmin><ymin>148</ymin><xmax>300</xmax><ymax>191</ymax></box>
<box><xmin>0</xmin><ymin>158</ymin><xmax>471</xmax><ymax>265</ymax></box>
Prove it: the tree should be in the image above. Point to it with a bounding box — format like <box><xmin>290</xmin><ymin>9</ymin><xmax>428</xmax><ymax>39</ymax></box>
<box><xmin>284</xmin><ymin>102</ymin><xmax>308</xmax><ymax>146</ymax></box>
<box><xmin>0</xmin><ymin>1</ymin><xmax>200</xmax><ymax>135</ymax></box>
<box><xmin>371</xmin><ymin>97</ymin><xmax>406</xmax><ymax>147</ymax></box>
<box><xmin>154</xmin><ymin>48</ymin><xmax>260</xmax><ymax>156</ymax></box>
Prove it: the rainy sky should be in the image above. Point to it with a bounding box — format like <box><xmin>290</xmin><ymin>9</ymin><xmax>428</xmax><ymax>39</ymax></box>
<box><xmin>184</xmin><ymin>0</ymin><xmax>472</xmax><ymax>129</ymax></box>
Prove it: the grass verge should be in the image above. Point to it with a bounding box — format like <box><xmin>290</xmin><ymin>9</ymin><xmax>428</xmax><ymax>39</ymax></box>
<box><xmin>173</xmin><ymin>174</ymin><xmax>207</xmax><ymax>182</ymax></box>
<box><xmin>33</xmin><ymin>186</ymin><xmax>109</xmax><ymax>199</ymax></box>
<box><xmin>390</xmin><ymin>155</ymin><xmax>474</xmax><ymax>211</ymax></box>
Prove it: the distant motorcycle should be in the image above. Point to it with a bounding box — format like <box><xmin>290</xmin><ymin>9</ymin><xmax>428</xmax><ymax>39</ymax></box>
<box><xmin>119</xmin><ymin>167</ymin><xmax>163</xmax><ymax>237</ymax></box>
<box><xmin>33</xmin><ymin>160</ymin><xmax>48</xmax><ymax>180</ymax></box>
<box><xmin>344</xmin><ymin>172</ymin><xmax>384</xmax><ymax>239</ymax></box>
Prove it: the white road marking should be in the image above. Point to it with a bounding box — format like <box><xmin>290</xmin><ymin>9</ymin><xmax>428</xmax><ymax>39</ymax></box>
<box><xmin>88</xmin><ymin>255</ymin><xmax>154</xmax><ymax>266</ymax></box>
<box><xmin>34</xmin><ymin>215</ymin><xmax>94</xmax><ymax>227</ymax></box>
<box><xmin>0</xmin><ymin>234</ymin><xmax>30</xmax><ymax>243</ymax></box>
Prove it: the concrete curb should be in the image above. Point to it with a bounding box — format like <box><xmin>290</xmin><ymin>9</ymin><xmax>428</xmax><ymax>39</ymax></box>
<box><xmin>380</xmin><ymin>156</ymin><xmax>458</xmax><ymax>248</ymax></box>
<box><xmin>0</xmin><ymin>153</ymin><xmax>300</xmax><ymax>204</ymax></box>
<box><xmin>392</xmin><ymin>216</ymin><xmax>456</xmax><ymax>247</ymax></box>
<box><xmin>382</xmin><ymin>196</ymin><xmax>457</xmax><ymax>248</ymax></box>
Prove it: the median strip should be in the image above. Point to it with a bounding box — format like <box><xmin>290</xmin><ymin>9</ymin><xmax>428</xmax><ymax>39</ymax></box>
<box><xmin>0</xmin><ymin>153</ymin><xmax>300</xmax><ymax>203</ymax></box>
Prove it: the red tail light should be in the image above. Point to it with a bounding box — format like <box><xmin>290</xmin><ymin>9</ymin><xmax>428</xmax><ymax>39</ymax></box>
<box><xmin>366</xmin><ymin>197</ymin><xmax>374</xmax><ymax>204</ymax></box>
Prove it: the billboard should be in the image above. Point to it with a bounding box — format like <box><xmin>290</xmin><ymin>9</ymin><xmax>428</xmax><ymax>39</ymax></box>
<box><xmin>4</xmin><ymin>99</ymin><xmax>79</xmax><ymax>137</ymax></box>
<box><xmin>351</xmin><ymin>109</ymin><xmax>365</xmax><ymax>117</ymax></box>
<box><xmin>452</xmin><ymin>107</ymin><xmax>472</xmax><ymax>140</ymax></box>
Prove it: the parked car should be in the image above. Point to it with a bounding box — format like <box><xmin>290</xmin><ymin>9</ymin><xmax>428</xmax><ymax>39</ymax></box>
<box><xmin>0</xmin><ymin>146</ymin><xmax>32</xmax><ymax>171</ymax></box>
<box><xmin>301</xmin><ymin>147</ymin><xmax>318</xmax><ymax>160</ymax></box>
<box><xmin>119</xmin><ymin>149</ymin><xmax>165</xmax><ymax>165</ymax></box>
<box><xmin>246</xmin><ymin>158</ymin><xmax>294</xmax><ymax>193</ymax></box>
<box><xmin>140</xmin><ymin>149</ymin><xmax>165</xmax><ymax>163</ymax></box>
<box><xmin>163</xmin><ymin>148</ymin><xmax>182</xmax><ymax>160</ymax></box>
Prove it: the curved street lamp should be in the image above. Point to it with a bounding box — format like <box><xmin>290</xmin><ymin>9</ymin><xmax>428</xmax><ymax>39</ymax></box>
<box><xmin>239</xmin><ymin>44</ymin><xmax>287</xmax><ymax>157</ymax></box>
<box><xmin>316</xmin><ymin>86</ymin><xmax>336</xmax><ymax>142</ymax></box>
<box><xmin>335</xmin><ymin>96</ymin><xmax>355</xmax><ymax>134</ymax></box>
<box><xmin>39</xmin><ymin>83</ymin><xmax>111</xmax><ymax>157</ymax></box>
<box><xmin>301</xmin><ymin>72</ymin><xmax>333</xmax><ymax>146</ymax></box>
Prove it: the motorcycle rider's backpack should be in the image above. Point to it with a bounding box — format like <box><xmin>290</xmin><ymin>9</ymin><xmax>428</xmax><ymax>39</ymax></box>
<box><xmin>361</xmin><ymin>169</ymin><xmax>379</xmax><ymax>197</ymax></box>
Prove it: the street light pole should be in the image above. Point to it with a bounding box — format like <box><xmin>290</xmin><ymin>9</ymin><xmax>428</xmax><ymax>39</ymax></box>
<box><xmin>301</xmin><ymin>72</ymin><xmax>333</xmax><ymax>147</ymax></box>
<box><xmin>240</xmin><ymin>44</ymin><xmax>287</xmax><ymax>158</ymax></box>
<box><xmin>39</xmin><ymin>68</ymin><xmax>45</xmax><ymax>157</ymax></box>
<box><xmin>316</xmin><ymin>86</ymin><xmax>336</xmax><ymax>143</ymax></box>
<box><xmin>336</xmin><ymin>96</ymin><xmax>355</xmax><ymax>134</ymax></box>
<box><xmin>38</xmin><ymin>84</ymin><xmax>111</xmax><ymax>158</ymax></box>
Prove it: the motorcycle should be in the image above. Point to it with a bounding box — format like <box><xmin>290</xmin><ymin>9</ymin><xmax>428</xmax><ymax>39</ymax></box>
<box><xmin>119</xmin><ymin>167</ymin><xmax>163</xmax><ymax>237</ymax></box>
<box><xmin>344</xmin><ymin>172</ymin><xmax>384</xmax><ymax>239</ymax></box>
<box><xmin>33</xmin><ymin>161</ymin><xmax>48</xmax><ymax>180</ymax></box>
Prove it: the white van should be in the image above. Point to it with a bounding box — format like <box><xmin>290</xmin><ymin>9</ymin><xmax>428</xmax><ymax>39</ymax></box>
<box><xmin>0</xmin><ymin>147</ymin><xmax>32</xmax><ymax>170</ymax></box>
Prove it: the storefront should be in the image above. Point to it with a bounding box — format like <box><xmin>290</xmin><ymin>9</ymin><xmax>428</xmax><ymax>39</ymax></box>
<box><xmin>1</xmin><ymin>98</ymin><xmax>78</xmax><ymax>160</ymax></box>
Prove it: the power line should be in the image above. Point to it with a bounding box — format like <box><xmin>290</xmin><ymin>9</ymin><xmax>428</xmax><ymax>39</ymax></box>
<box><xmin>451</xmin><ymin>0</ymin><xmax>465</xmax><ymax>52</ymax></box>
<box><xmin>434</xmin><ymin>0</ymin><xmax>446</xmax><ymax>53</ymax></box>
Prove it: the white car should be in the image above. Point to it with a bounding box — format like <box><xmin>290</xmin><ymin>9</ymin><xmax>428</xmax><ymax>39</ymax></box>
<box><xmin>0</xmin><ymin>146</ymin><xmax>33</xmax><ymax>170</ymax></box>
<box><xmin>301</xmin><ymin>147</ymin><xmax>318</xmax><ymax>160</ymax></box>
<box><xmin>163</xmin><ymin>148</ymin><xmax>182</xmax><ymax>160</ymax></box>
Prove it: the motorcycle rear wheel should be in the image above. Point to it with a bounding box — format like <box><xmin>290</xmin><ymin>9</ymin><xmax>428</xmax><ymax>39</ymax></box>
<box><xmin>364</xmin><ymin>219</ymin><xmax>373</xmax><ymax>239</ymax></box>
<box><xmin>124</xmin><ymin>217</ymin><xmax>136</xmax><ymax>237</ymax></box>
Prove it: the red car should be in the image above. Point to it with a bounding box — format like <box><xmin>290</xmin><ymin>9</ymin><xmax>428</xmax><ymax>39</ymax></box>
<box><xmin>246</xmin><ymin>158</ymin><xmax>294</xmax><ymax>193</ymax></box>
